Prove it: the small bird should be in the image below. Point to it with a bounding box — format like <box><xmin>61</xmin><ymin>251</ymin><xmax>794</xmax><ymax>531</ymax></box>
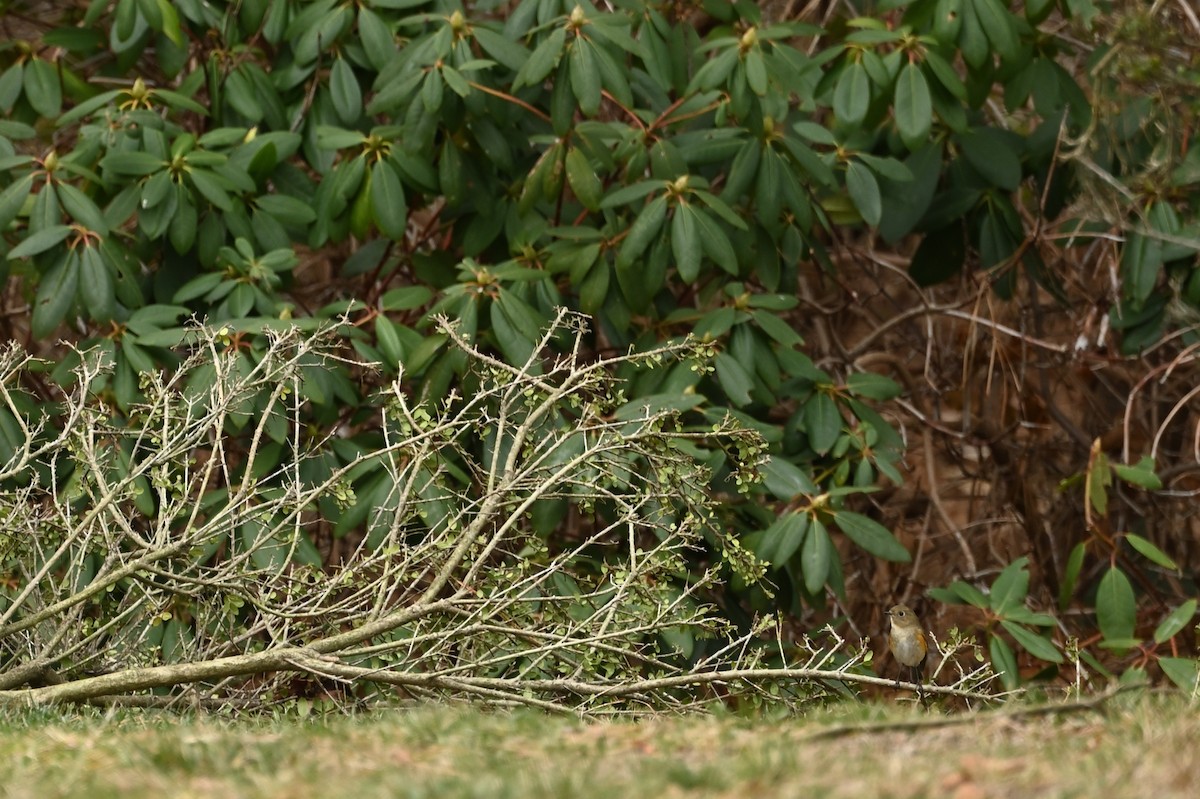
<box><xmin>887</xmin><ymin>603</ymin><xmax>929</xmax><ymax>706</ymax></box>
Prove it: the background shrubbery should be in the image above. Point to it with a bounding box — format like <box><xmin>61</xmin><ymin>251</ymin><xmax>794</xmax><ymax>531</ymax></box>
<box><xmin>0</xmin><ymin>0</ymin><xmax>1197</xmax><ymax>707</ymax></box>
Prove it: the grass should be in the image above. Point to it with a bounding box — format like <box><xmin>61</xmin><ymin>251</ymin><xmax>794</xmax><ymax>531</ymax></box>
<box><xmin>2</xmin><ymin>693</ymin><xmax>1197</xmax><ymax>798</ymax></box>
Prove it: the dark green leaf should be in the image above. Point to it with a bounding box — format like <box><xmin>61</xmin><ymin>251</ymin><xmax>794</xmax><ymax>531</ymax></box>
<box><xmin>1160</xmin><ymin>657</ymin><xmax>1199</xmax><ymax>692</ymax></box>
<box><xmin>990</xmin><ymin>557</ymin><xmax>1031</xmax><ymax>615</ymax></box>
<box><xmin>78</xmin><ymin>245</ymin><xmax>114</xmax><ymax>321</ymax></box>
<box><xmin>878</xmin><ymin>141</ymin><xmax>940</xmax><ymax>242</ymax></box>
<box><xmin>1088</xmin><ymin>448</ymin><xmax>1110</xmax><ymax>516</ymax></box>
<box><xmin>989</xmin><ymin>633</ymin><xmax>1019</xmax><ymax>690</ymax></box>
<box><xmin>933</xmin><ymin>0</ymin><xmax>964</xmax><ymax>43</ymax></box>
<box><xmin>23</xmin><ymin>58</ymin><xmax>62</xmax><ymax>118</ymax></box>
<box><xmin>909</xmin><ymin>225</ymin><xmax>966</xmax><ymax>286</ymax></box>
<box><xmin>421</xmin><ymin>69</ymin><xmax>444</xmax><ymax>112</ymax></box>
<box><xmin>442</xmin><ymin>65</ymin><xmax>470</xmax><ymax>98</ymax></box>
<box><xmin>755</xmin><ymin>147</ymin><xmax>782</xmax><ymax>224</ymax></box>
<box><xmin>846</xmin><ymin>372</ymin><xmax>901</xmax><ymax>400</ymax></box>
<box><xmin>855</xmin><ymin>154</ymin><xmax>913</xmax><ymax>183</ymax></box>
<box><xmin>329</xmin><ymin>58</ymin><xmax>363</xmax><ymax>125</ymax></box>
<box><xmin>1004</xmin><ymin>607</ymin><xmax>1057</xmax><ymax>627</ymax></box>
<box><xmin>255</xmin><ymin>195</ymin><xmax>317</xmax><ymax>226</ymax></box>
<box><xmin>370</xmin><ymin>160</ymin><xmax>408</xmax><ymax>240</ymax></box>
<box><xmin>152</xmin><ymin>89</ymin><xmax>208</xmax><ymax>115</ymax></box>
<box><xmin>141</xmin><ymin>169</ymin><xmax>174</xmax><ymax>211</ymax></box>
<box><xmin>846</xmin><ymin>161</ymin><xmax>882</xmax><ymax>226</ymax></box>
<box><xmin>833</xmin><ymin>60</ymin><xmax>870</xmax><ymax>126</ymax></box>
<box><xmin>588</xmin><ymin>16</ymin><xmax>646</xmax><ymax>58</ymax></box>
<box><xmin>100</xmin><ymin>151</ymin><xmax>167</xmax><ymax>176</ymax></box>
<box><xmin>923</xmin><ymin>51</ymin><xmax>966</xmax><ymax>101</ymax></box>
<box><xmin>792</xmin><ymin>121</ymin><xmax>838</xmax><ymax>146</ymax></box>
<box><xmin>358</xmin><ymin>6</ymin><xmax>395</xmax><ymax>71</ymax></box>
<box><xmin>31</xmin><ymin>252</ymin><xmax>79</xmax><ymax>337</ymax></box>
<box><xmin>1111</xmin><ymin>456</ymin><xmax>1163</xmax><ymax>490</ymax></box>
<box><xmin>1096</xmin><ymin>566</ymin><xmax>1137</xmax><ymax>646</ymax></box>
<box><xmin>134</xmin><ymin>327</ymin><xmax>191</xmax><ymax>348</ymax></box>
<box><xmin>548</xmin><ymin>242</ymin><xmax>602</xmax><ymax>281</ymax></box>
<box><xmin>834</xmin><ymin>510</ymin><xmax>910</xmax><ymax>562</ymax></box>
<box><xmin>1120</xmin><ymin>232</ymin><xmax>1163</xmax><ymax>307</ymax></box>
<box><xmin>1001</xmin><ymin>620</ymin><xmax>1063</xmax><ymax>663</ymax></box>
<box><xmin>569</xmin><ymin>38</ymin><xmax>601</xmax><ymax>116</ymax></box>
<box><xmin>8</xmin><ymin>225</ymin><xmax>72</xmax><ymax>259</ymax></box>
<box><xmin>671</xmin><ymin>203</ymin><xmax>701</xmax><ymax>282</ymax></box>
<box><xmin>721</xmin><ymin>138</ymin><xmax>761</xmax><ymax>201</ymax></box>
<box><xmin>514</xmin><ymin>26</ymin><xmax>566</xmax><ymax>88</ymax></box>
<box><xmin>744</xmin><ymin>294</ymin><xmax>797</xmax><ymax>312</ymax></box>
<box><xmin>692</xmin><ymin>189</ymin><xmax>749</xmax><ymax>231</ymax></box>
<box><xmin>755</xmin><ymin>511</ymin><xmax>809</xmax><ymax>567</ymax></box>
<box><xmin>752</xmin><ymin>309</ymin><xmax>803</xmax><ymax>347</ymax></box>
<box><xmin>224</xmin><ymin>67</ymin><xmax>262</xmax><ymax>122</ymax></box>
<box><xmin>565</xmin><ymin>147</ymin><xmax>602</xmax><ymax>211</ymax></box>
<box><xmin>688</xmin><ymin>47</ymin><xmax>739</xmax><ymax>93</ymax></box>
<box><xmin>154</xmin><ymin>0</ymin><xmax>185</xmax><ymax>45</ymax></box>
<box><xmin>315</xmin><ymin>126</ymin><xmax>367</xmax><ymax>150</ymax></box>
<box><xmin>1059</xmin><ymin>541</ymin><xmax>1086</xmax><ymax>610</ymax></box>
<box><xmin>1125</xmin><ymin>533</ymin><xmax>1177</xmax><ymax>571</ymax></box>
<box><xmin>0</xmin><ymin>173</ymin><xmax>34</xmax><ymax>231</ymax></box>
<box><xmin>947</xmin><ymin>579</ymin><xmax>990</xmax><ymax>608</ymax></box>
<box><xmin>473</xmin><ymin>26</ymin><xmax>529</xmax><ymax>72</ymax></box>
<box><xmin>803</xmin><ymin>391</ymin><xmax>841</xmax><ymax>454</ymax></box>
<box><xmin>959</xmin><ymin>127</ymin><xmax>1022</xmax><ymax>191</ymax></box>
<box><xmin>958</xmin><ymin>0</ymin><xmax>990</xmax><ymax>68</ymax></box>
<box><xmin>174</xmin><ymin>272</ymin><xmax>224</xmax><ymax>303</ymax></box>
<box><xmin>1153</xmin><ymin>600</ymin><xmax>1197</xmax><ymax>644</ymax></box>
<box><xmin>894</xmin><ymin>62</ymin><xmax>932</xmax><ymax>151</ymax></box>
<box><xmin>492</xmin><ymin>291</ymin><xmax>537</xmax><ymax>365</ymax></box>
<box><xmin>927</xmin><ymin>586</ymin><xmax>964</xmax><ymax>605</ymax></box>
<box><xmin>691</xmin><ymin>205</ymin><xmax>734</xmax><ymax>273</ymax></box>
<box><xmin>188</xmin><ymin>169</ymin><xmax>233</xmax><ymax>212</ymax></box>
<box><xmin>0</xmin><ymin>62</ymin><xmax>24</xmax><ymax>114</ymax></box>
<box><xmin>601</xmin><ymin>180</ymin><xmax>664</xmax><ymax>209</ymax></box>
<box><xmin>692</xmin><ymin>307</ymin><xmax>738</xmax><ymax>340</ymax></box>
<box><xmin>762</xmin><ymin>455</ymin><xmax>818</xmax><ymax>499</ymax></box>
<box><xmin>375</xmin><ymin>315</ymin><xmax>403</xmax><ymax>365</ymax></box>
<box><xmin>380</xmin><ymin>285</ymin><xmax>432</xmax><ymax>311</ymax></box>
<box><xmin>714</xmin><ymin>352</ymin><xmax>754</xmax><ymax>406</ymax></box>
<box><xmin>802</xmin><ymin>517</ymin><xmax>831</xmax><ymax>593</ymax></box>
<box><xmin>780</xmin><ymin>137</ymin><xmax>837</xmax><ymax>188</ymax></box>
<box><xmin>979</xmin><ymin>208</ymin><xmax>1018</xmax><ymax>269</ymax></box>
<box><xmin>55</xmin><ymin>182</ymin><xmax>107</xmax><ymax>235</ymax></box>
<box><xmin>578</xmin><ymin>259</ymin><xmax>610</xmax><ymax>314</ymax></box>
<box><xmin>31</xmin><ymin>180</ymin><xmax>60</xmax><ymax>233</ymax></box>
<box><xmin>617</xmin><ymin>194</ymin><xmax>668</xmax><ymax>267</ymax></box>
<box><xmin>744</xmin><ymin>48</ymin><xmax>767</xmax><ymax>95</ymax></box>
<box><xmin>972</xmin><ymin>0</ymin><xmax>1019</xmax><ymax>62</ymax></box>
<box><xmin>240</xmin><ymin>519</ymin><xmax>288</xmax><ymax>571</ymax></box>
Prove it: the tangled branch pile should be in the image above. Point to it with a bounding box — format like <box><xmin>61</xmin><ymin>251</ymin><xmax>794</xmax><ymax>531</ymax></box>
<box><xmin>0</xmin><ymin>312</ymin><xmax>903</xmax><ymax>712</ymax></box>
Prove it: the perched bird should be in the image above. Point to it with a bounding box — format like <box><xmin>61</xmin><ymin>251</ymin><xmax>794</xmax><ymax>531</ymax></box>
<box><xmin>887</xmin><ymin>603</ymin><xmax>929</xmax><ymax>706</ymax></box>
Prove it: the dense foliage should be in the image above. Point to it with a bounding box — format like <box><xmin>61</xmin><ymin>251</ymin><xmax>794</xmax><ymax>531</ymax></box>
<box><xmin>0</xmin><ymin>0</ymin><xmax>1197</xmax><ymax>701</ymax></box>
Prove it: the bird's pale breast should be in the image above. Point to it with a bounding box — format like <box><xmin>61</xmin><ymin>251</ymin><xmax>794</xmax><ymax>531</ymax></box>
<box><xmin>891</xmin><ymin>628</ymin><xmax>926</xmax><ymax>667</ymax></box>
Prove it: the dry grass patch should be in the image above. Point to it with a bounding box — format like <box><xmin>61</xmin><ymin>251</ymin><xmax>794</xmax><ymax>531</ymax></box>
<box><xmin>1</xmin><ymin>693</ymin><xmax>1196</xmax><ymax>799</ymax></box>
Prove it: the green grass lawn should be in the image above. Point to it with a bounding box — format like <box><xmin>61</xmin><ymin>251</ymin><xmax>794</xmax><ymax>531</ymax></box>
<box><xmin>3</xmin><ymin>693</ymin><xmax>1196</xmax><ymax>798</ymax></box>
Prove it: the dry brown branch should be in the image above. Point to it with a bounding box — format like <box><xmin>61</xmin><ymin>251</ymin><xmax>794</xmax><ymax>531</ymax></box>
<box><xmin>0</xmin><ymin>311</ymin><xmax>1001</xmax><ymax>712</ymax></box>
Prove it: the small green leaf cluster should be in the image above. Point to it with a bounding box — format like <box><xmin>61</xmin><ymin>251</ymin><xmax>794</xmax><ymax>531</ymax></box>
<box><xmin>930</xmin><ymin>557</ymin><xmax>1063</xmax><ymax>690</ymax></box>
<box><xmin>933</xmin><ymin>453</ymin><xmax>1197</xmax><ymax>691</ymax></box>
